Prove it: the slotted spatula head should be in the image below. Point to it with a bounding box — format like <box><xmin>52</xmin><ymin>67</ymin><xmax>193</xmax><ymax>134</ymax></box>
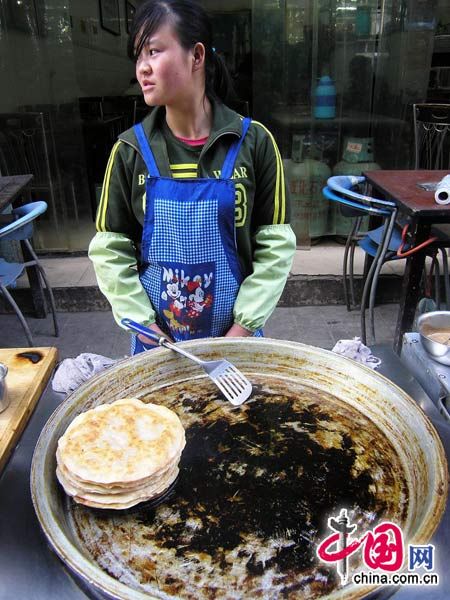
<box><xmin>202</xmin><ymin>359</ymin><xmax>252</xmax><ymax>406</ymax></box>
<box><xmin>121</xmin><ymin>319</ymin><xmax>253</xmax><ymax>406</ymax></box>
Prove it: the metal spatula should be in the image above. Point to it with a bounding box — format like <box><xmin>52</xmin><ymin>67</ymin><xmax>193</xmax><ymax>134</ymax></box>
<box><xmin>121</xmin><ymin>319</ymin><xmax>252</xmax><ymax>406</ymax></box>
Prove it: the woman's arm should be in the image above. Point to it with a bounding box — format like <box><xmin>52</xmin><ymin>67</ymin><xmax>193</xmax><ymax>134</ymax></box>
<box><xmin>89</xmin><ymin>141</ymin><xmax>159</xmax><ymax>337</ymax></box>
<box><xmin>231</xmin><ymin>224</ymin><xmax>296</xmax><ymax>333</ymax></box>
<box><xmin>227</xmin><ymin>122</ymin><xmax>296</xmax><ymax>335</ymax></box>
<box><xmin>89</xmin><ymin>231</ymin><xmax>157</xmax><ymax>328</ymax></box>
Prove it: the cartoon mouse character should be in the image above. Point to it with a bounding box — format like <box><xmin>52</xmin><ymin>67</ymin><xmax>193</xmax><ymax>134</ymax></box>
<box><xmin>187</xmin><ymin>274</ymin><xmax>213</xmax><ymax>318</ymax></box>
<box><xmin>189</xmin><ymin>285</ymin><xmax>206</xmax><ymax>313</ymax></box>
<box><xmin>161</xmin><ymin>268</ymin><xmax>186</xmax><ymax>317</ymax></box>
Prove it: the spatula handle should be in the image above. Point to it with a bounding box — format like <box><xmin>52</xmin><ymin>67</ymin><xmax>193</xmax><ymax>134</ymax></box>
<box><xmin>121</xmin><ymin>318</ymin><xmax>167</xmax><ymax>346</ymax></box>
<box><xmin>121</xmin><ymin>318</ymin><xmax>204</xmax><ymax>365</ymax></box>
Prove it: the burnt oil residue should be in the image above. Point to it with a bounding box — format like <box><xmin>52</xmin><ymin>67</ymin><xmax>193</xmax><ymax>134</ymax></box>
<box><xmin>142</xmin><ymin>388</ymin><xmax>390</xmax><ymax>569</ymax></box>
<box><xmin>16</xmin><ymin>351</ymin><xmax>43</xmax><ymax>364</ymax></box>
<box><xmin>71</xmin><ymin>376</ymin><xmax>409</xmax><ymax>599</ymax></box>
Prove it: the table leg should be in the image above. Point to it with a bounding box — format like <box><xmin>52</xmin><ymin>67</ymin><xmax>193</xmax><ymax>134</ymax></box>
<box><xmin>20</xmin><ymin>240</ymin><xmax>47</xmax><ymax>319</ymax></box>
<box><xmin>393</xmin><ymin>222</ymin><xmax>430</xmax><ymax>354</ymax></box>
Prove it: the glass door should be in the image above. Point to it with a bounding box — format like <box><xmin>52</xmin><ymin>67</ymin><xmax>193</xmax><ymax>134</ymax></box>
<box><xmin>252</xmin><ymin>0</ymin><xmax>436</xmax><ymax>247</ymax></box>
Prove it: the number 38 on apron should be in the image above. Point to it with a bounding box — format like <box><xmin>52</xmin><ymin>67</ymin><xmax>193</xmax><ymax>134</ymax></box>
<box><xmin>132</xmin><ymin>117</ymin><xmax>261</xmax><ymax>355</ymax></box>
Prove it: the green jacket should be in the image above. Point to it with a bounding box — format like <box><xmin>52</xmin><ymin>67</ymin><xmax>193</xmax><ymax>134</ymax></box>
<box><xmin>89</xmin><ymin>101</ymin><xmax>296</xmax><ymax>332</ymax></box>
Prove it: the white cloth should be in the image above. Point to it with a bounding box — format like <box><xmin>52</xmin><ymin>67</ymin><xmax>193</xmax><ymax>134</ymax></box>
<box><xmin>332</xmin><ymin>337</ymin><xmax>381</xmax><ymax>369</ymax></box>
<box><xmin>52</xmin><ymin>353</ymin><xmax>117</xmax><ymax>394</ymax></box>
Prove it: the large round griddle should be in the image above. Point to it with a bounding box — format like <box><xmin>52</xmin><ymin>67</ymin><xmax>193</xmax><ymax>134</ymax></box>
<box><xmin>31</xmin><ymin>338</ymin><xmax>448</xmax><ymax>600</ymax></box>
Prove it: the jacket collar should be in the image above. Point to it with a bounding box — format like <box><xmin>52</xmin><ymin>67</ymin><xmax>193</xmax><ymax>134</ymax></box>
<box><xmin>119</xmin><ymin>99</ymin><xmax>243</xmax><ymax>150</ymax></box>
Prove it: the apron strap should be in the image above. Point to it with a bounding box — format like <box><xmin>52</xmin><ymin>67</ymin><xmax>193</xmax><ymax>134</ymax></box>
<box><xmin>220</xmin><ymin>117</ymin><xmax>252</xmax><ymax>180</ymax></box>
<box><xmin>133</xmin><ymin>123</ymin><xmax>160</xmax><ymax>177</ymax></box>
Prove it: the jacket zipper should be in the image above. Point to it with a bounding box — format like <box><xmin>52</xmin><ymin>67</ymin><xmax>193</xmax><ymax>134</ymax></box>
<box><xmin>198</xmin><ymin>130</ymin><xmax>240</xmax><ymax>177</ymax></box>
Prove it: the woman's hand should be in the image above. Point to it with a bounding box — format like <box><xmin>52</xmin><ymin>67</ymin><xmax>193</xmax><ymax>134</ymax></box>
<box><xmin>224</xmin><ymin>323</ymin><xmax>253</xmax><ymax>338</ymax></box>
<box><xmin>138</xmin><ymin>323</ymin><xmax>172</xmax><ymax>346</ymax></box>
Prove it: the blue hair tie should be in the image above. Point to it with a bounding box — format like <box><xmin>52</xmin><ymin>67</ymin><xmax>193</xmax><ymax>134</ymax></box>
<box><xmin>212</xmin><ymin>47</ymin><xmax>216</xmax><ymax>53</ymax></box>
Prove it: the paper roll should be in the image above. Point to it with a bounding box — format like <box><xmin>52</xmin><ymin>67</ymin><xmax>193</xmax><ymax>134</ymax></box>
<box><xmin>435</xmin><ymin>174</ymin><xmax>450</xmax><ymax>205</ymax></box>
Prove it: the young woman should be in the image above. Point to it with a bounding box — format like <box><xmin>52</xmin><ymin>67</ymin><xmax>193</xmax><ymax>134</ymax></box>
<box><xmin>89</xmin><ymin>0</ymin><xmax>296</xmax><ymax>354</ymax></box>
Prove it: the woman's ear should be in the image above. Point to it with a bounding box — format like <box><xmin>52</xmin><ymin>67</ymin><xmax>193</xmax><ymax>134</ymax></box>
<box><xmin>192</xmin><ymin>42</ymin><xmax>206</xmax><ymax>71</ymax></box>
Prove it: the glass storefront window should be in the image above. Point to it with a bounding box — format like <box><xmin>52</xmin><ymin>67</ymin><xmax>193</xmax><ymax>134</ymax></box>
<box><xmin>0</xmin><ymin>0</ymin><xmax>137</xmax><ymax>252</ymax></box>
<box><xmin>253</xmin><ymin>0</ymin><xmax>437</xmax><ymax>247</ymax></box>
<box><xmin>0</xmin><ymin>0</ymin><xmax>442</xmax><ymax>252</ymax></box>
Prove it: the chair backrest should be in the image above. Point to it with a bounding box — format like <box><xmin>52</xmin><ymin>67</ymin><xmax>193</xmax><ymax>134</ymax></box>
<box><xmin>0</xmin><ymin>201</ymin><xmax>47</xmax><ymax>242</ymax></box>
<box><xmin>323</xmin><ymin>187</ymin><xmax>393</xmax><ymax>218</ymax></box>
<box><xmin>326</xmin><ymin>175</ymin><xmax>396</xmax><ymax>209</ymax></box>
<box><xmin>413</xmin><ymin>103</ymin><xmax>450</xmax><ymax>170</ymax></box>
<box><xmin>0</xmin><ymin>112</ymin><xmax>60</xmax><ymax>186</ymax></box>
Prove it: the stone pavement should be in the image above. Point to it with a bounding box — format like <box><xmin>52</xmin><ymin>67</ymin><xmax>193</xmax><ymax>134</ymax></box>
<box><xmin>1</xmin><ymin>304</ymin><xmax>399</xmax><ymax>361</ymax></box>
<box><xmin>1</xmin><ymin>240</ymin><xmax>405</xmax><ymax>356</ymax></box>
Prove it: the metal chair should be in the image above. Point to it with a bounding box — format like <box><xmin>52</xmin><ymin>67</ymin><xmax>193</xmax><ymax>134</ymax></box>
<box><xmin>0</xmin><ymin>201</ymin><xmax>59</xmax><ymax>346</ymax></box>
<box><xmin>0</xmin><ymin>111</ymin><xmax>77</xmax><ymax>229</ymax></box>
<box><xmin>323</xmin><ymin>176</ymin><xmax>398</xmax><ymax>344</ymax></box>
<box><xmin>413</xmin><ymin>102</ymin><xmax>450</xmax><ymax>310</ymax></box>
<box><xmin>413</xmin><ymin>103</ymin><xmax>450</xmax><ymax>170</ymax></box>
<box><xmin>325</xmin><ymin>175</ymin><xmax>450</xmax><ymax>344</ymax></box>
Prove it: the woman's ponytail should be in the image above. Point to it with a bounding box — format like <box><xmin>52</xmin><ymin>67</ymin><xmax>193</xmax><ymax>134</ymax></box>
<box><xmin>206</xmin><ymin>49</ymin><xmax>237</xmax><ymax>105</ymax></box>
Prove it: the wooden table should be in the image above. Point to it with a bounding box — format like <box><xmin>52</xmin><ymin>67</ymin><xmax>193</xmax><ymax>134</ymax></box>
<box><xmin>0</xmin><ymin>347</ymin><xmax>57</xmax><ymax>473</ymax></box>
<box><xmin>0</xmin><ymin>174</ymin><xmax>33</xmax><ymax>212</ymax></box>
<box><xmin>364</xmin><ymin>170</ymin><xmax>450</xmax><ymax>353</ymax></box>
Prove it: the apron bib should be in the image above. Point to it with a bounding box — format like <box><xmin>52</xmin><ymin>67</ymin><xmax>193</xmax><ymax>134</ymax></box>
<box><xmin>132</xmin><ymin>118</ymin><xmax>261</xmax><ymax>355</ymax></box>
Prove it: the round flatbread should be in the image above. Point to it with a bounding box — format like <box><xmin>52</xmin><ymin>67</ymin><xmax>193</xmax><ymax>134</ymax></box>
<box><xmin>57</xmin><ymin>449</ymin><xmax>181</xmax><ymax>494</ymax></box>
<box><xmin>57</xmin><ymin>399</ymin><xmax>185</xmax><ymax>485</ymax></box>
<box><xmin>56</xmin><ymin>464</ymin><xmax>179</xmax><ymax>507</ymax></box>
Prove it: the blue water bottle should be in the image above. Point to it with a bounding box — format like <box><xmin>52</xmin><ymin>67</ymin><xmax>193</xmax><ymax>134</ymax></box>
<box><xmin>314</xmin><ymin>76</ymin><xmax>336</xmax><ymax>119</ymax></box>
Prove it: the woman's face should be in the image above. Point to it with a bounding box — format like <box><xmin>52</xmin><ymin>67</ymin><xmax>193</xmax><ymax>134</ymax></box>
<box><xmin>135</xmin><ymin>22</ymin><xmax>198</xmax><ymax>107</ymax></box>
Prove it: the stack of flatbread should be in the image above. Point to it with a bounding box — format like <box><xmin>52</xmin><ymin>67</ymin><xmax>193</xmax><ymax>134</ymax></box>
<box><xmin>56</xmin><ymin>398</ymin><xmax>185</xmax><ymax>510</ymax></box>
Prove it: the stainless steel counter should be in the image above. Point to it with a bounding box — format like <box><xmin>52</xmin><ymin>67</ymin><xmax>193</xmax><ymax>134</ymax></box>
<box><xmin>374</xmin><ymin>345</ymin><xmax>450</xmax><ymax>599</ymax></box>
<box><xmin>0</xmin><ymin>344</ymin><xmax>448</xmax><ymax>600</ymax></box>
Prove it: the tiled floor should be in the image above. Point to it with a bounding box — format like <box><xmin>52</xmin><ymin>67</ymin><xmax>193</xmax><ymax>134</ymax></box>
<box><xmin>15</xmin><ymin>255</ymin><xmax>98</xmax><ymax>288</ymax></box>
<box><xmin>1</xmin><ymin>304</ymin><xmax>399</xmax><ymax>361</ymax></box>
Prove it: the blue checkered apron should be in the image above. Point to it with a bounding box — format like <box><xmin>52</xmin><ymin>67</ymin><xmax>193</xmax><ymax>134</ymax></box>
<box><xmin>131</xmin><ymin>118</ymin><xmax>261</xmax><ymax>354</ymax></box>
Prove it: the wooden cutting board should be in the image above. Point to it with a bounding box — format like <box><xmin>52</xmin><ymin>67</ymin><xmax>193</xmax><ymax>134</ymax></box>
<box><xmin>0</xmin><ymin>347</ymin><xmax>58</xmax><ymax>473</ymax></box>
